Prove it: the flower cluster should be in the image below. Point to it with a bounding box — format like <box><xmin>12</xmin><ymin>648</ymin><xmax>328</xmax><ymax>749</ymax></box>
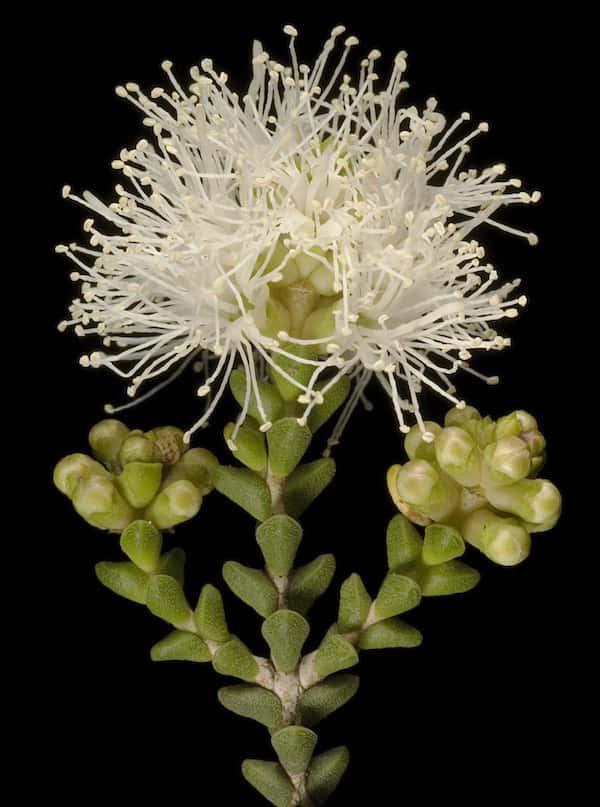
<box><xmin>387</xmin><ymin>406</ymin><xmax>560</xmax><ymax>565</ymax></box>
<box><xmin>54</xmin><ymin>419</ymin><xmax>217</xmax><ymax>531</ymax></box>
<box><xmin>58</xmin><ymin>26</ymin><xmax>538</xmax><ymax>447</ymax></box>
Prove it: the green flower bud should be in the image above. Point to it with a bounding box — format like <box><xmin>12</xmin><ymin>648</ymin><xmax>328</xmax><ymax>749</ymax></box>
<box><xmin>482</xmin><ymin>436</ymin><xmax>531</xmax><ymax>486</ymax></box>
<box><xmin>72</xmin><ymin>475</ymin><xmax>137</xmax><ymax>531</ymax></box>
<box><xmin>163</xmin><ymin>447</ymin><xmax>218</xmax><ymax>494</ymax></box>
<box><xmin>119</xmin><ymin>432</ymin><xmax>160</xmax><ymax>465</ymax></box>
<box><xmin>403</xmin><ymin>422</ymin><xmax>442</xmax><ymax>461</ymax></box>
<box><xmin>144</xmin><ymin>480</ymin><xmax>202</xmax><ymax>529</ymax></box>
<box><xmin>117</xmin><ymin>461</ymin><xmax>163</xmax><ymax>509</ymax></box>
<box><xmin>461</xmin><ymin>508</ymin><xmax>531</xmax><ymax>566</ymax></box>
<box><xmin>444</xmin><ymin>405</ymin><xmax>481</xmax><ymax>427</ymax></box>
<box><xmin>485</xmin><ymin>479</ymin><xmax>561</xmax><ymax>529</ymax></box>
<box><xmin>494</xmin><ymin>412</ymin><xmax>523</xmax><ymax>440</ymax></box>
<box><xmin>393</xmin><ymin>460</ymin><xmax>460</xmax><ymax>522</ymax></box>
<box><xmin>149</xmin><ymin>426</ymin><xmax>185</xmax><ymax>465</ymax></box>
<box><xmin>462</xmin><ymin>415</ymin><xmax>497</xmax><ymax>447</ymax></box>
<box><xmin>53</xmin><ymin>453</ymin><xmax>110</xmax><ymax>498</ymax></box>
<box><xmin>434</xmin><ymin>427</ymin><xmax>482</xmax><ymax>487</ymax></box>
<box><xmin>88</xmin><ymin>419</ymin><xmax>130</xmax><ymax>467</ymax></box>
<box><xmin>521</xmin><ymin>429</ymin><xmax>546</xmax><ymax>457</ymax></box>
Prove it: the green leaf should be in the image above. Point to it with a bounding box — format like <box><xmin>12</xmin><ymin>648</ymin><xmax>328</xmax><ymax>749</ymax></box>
<box><xmin>224</xmin><ymin>419</ymin><xmax>267</xmax><ymax>474</ymax></box>
<box><xmin>283</xmin><ymin>458</ymin><xmax>336</xmax><ymax>518</ymax></box>
<box><xmin>117</xmin><ymin>461</ymin><xmax>163</xmax><ymax>509</ymax></box>
<box><xmin>262</xmin><ymin>610</ymin><xmax>310</xmax><ymax>673</ymax></box>
<box><xmin>419</xmin><ymin>560</ymin><xmax>480</xmax><ymax>596</ymax></box>
<box><xmin>242</xmin><ymin>760</ymin><xmax>293</xmax><ymax>807</ymax></box>
<box><xmin>387</xmin><ymin>514</ymin><xmax>423</xmax><ymax>571</ymax></box>
<box><xmin>288</xmin><ymin>554</ymin><xmax>336</xmax><ymax>614</ymax></box>
<box><xmin>272</xmin><ymin>726</ymin><xmax>318</xmax><ymax>776</ymax></box>
<box><xmin>269</xmin><ymin>343</ymin><xmax>317</xmax><ymax>402</ymax></box>
<box><xmin>150</xmin><ymin>630</ymin><xmax>211</xmax><ymax>662</ymax></box>
<box><xmin>266</xmin><ymin>417</ymin><xmax>312</xmax><ymax>477</ymax></box>
<box><xmin>229</xmin><ymin>369</ymin><xmax>284</xmax><ymax>424</ymax></box>
<box><xmin>218</xmin><ymin>685</ymin><xmax>283</xmax><ymax>730</ymax></box>
<box><xmin>422</xmin><ymin>523</ymin><xmax>465</xmax><ymax>565</ymax></box>
<box><xmin>338</xmin><ymin>574</ymin><xmax>371</xmax><ymax>633</ymax></box>
<box><xmin>307</xmin><ymin>746</ymin><xmax>350</xmax><ymax>805</ymax></box>
<box><xmin>146</xmin><ymin>574</ymin><xmax>191</xmax><ymax>628</ymax></box>
<box><xmin>299</xmin><ymin>674</ymin><xmax>360</xmax><ymax>727</ymax></box>
<box><xmin>213</xmin><ymin>637</ymin><xmax>259</xmax><ymax>682</ymax></box>
<box><xmin>256</xmin><ymin>515</ymin><xmax>303</xmax><ymax>576</ymax></box>
<box><xmin>315</xmin><ymin>634</ymin><xmax>358</xmax><ymax>679</ymax></box>
<box><xmin>374</xmin><ymin>573</ymin><xmax>421</xmax><ymax>618</ymax></box>
<box><xmin>194</xmin><ymin>584</ymin><xmax>230</xmax><ymax>643</ymax></box>
<box><xmin>95</xmin><ymin>561</ymin><xmax>149</xmax><ymax>604</ymax></box>
<box><xmin>307</xmin><ymin>376</ymin><xmax>351</xmax><ymax>433</ymax></box>
<box><xmin>156</xmin><ymin>547</ymin><xmax>186</xmax><ymax>586</ymax></box>
<box><xmin>214</xmin><ymin>466</ymin><xmax>272</xmax><ymax>522</ymax></box>
<box><xmin>119</xmin><ymin>520</ymin><xmax>162</xmax><ymax>573</ymax></box>
<box><xmin>359</xmin><ymin>618</ymin><xmax>423</xmax><ymax>649</ymax></box>
<box><xmin>222</xmin><ymin>562</ymin><xmax>279</xmax><ymax>618</ymax></box>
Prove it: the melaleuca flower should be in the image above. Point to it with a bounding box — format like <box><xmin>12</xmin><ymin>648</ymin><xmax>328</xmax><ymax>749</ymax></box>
<box><xmin>57</xmin><ymin>25</ymin><xmax>538</xmax><ymax>445</ymax></box>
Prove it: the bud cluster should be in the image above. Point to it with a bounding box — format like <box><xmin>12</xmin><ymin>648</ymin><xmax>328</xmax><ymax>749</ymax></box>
<box><xmin>53</xmin><ymin>420</ymin><xmax>217</xmax><ymax>531</ymax></box>
<box><xmin>387</xmin><ymin>407</ymin><xmax>560</xmax><ymax>565</ymax></box>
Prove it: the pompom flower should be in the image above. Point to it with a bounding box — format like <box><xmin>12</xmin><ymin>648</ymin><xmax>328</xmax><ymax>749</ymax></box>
<box><xmin>58</xmin><ymin>25</ymin><xmax>538</xmax><ymax>445</ymax></box>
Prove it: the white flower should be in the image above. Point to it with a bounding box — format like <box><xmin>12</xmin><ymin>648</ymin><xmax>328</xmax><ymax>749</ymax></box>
<box><xmin>58</xmin><ymin>26</ymin><xmax>538</xmax><ymax>445</ymax></box>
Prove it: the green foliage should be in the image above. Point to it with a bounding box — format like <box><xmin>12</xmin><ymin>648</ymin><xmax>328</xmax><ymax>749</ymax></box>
<box><xmin>222</xmin><ymin>562</ymin><xmax>279</xmax><ymax>617</ymax></box>
<box><xmin>229</xmin><ymin>369</ymin><xmax>284</xmax><ymax>423</ymax></box>
<box><xmin>299</xmin><ymin>674</ymin><xmax>360</xmax><ymax>727</ymax></box>
<box><xmin>262</xmin><ymin>610</ymin><xmax>310</xmax><ymax>673</ymax></box>
<box><xmin>242</xmin><ymin>759</ymin><xmax>294</xmax><ymax>807</ymax></box>
<box><xmin>307</xmin><ymin>376</ymin><xmax>351</xmax><ymax>433</ymax></box>
<box><xmin>218</xmin><ymin>685</ymin><xmax>283</xmax><ymax>730</ymax></box>
<box><xmin>194</xmin><ymin>584</ymin><xmax>230</xmax><ymax>643</ymax></box>
<box><xmin>146</xmin><ymin>574</ymin><xmax>191</xmax><ymax>627</ymax></box>
<box><xmin>119</xmin><ymin>520</ymin><xmax>162</xmax><ymax>572</ymax></box>
<box><xmin>256</xmin><ymin>515</ymin><xmax>302</xmax><ymax>577</ymax></box>
<box><xmin>269</xmin><ymin>343</ymin><xmax>317</xmax><ymax>402</ymax></box>
<box><xmin>150</xmin><ymin>630</ymin><xmax>211</xmax><ymax>662</ymax></box>
<box><xmin>271</xmin><ymin>726</ymin><xmax>318</xmax><ymax>776</ymax></box>
<box><xmin>315</xmin><ymin>634</ymin><xmax>359</xmax><ymax>679</ymax></box>
<box><xmin>283</xmin><ymin>458</ymin><xmax>336</xmax><ymax>518</ymax></box>
<box><xmin>419</xmin><ymin>560</ymin><xmax>480</xmax><ymax>596</ymax></box>
<box><xmin>338</xmin><ymin>574</ymin><xmax>371</xmax><ymax>633</ymax></box>
<box><xmin>213</xmin><ymin>638</ymin><xmax>259</xmax><ymax>682</ymax></box>
<box><xmin>307</xmin><ymin>746</ymin><xmax>350</xmax><ymax>805</ymax></box>
<box><xmin>224</xmin><ymin>419</ymin><xmax>267</xmax><ymax>473</ymax></box>
<box><xmin>422</xmin><ymin>523</ymin><xmax>465</xmax><ymax>565</ymax></box>
<box><xmin>95</xmin><ymin>561</ymin><xmax>149</xmax><ymax>604</ymax></box>
<box><xmin>214</xmin><ymin>466</ymin><xmax>272</xmax><ymax>522</ymax></box>
<box><xmin>266</xmin><ymin>418</ymin><xmax>312</xmax><ymax>477</ymax></box>
<box><xmin>386</xmin><ymin>513</ymin><xmax>423</xmax><ymax>570</ymax></box>
<box><xmin>359</xmin><ymin>618</ymin><xmax>423</xmax><ymax>650</ymax></box>
<box><xmin>288</xmin><ymin>554</ymin><xmax>336</xmax><ymax>614</ymax></box>
<box><xmin>374</xmin><ymin>573</ymin><xmax>421</xmax><ymax>618</ymax></box>
<box><xmin>156</xmin><ymin>547</ymin><xmax>186</xmax><ymax>586</ymax></box>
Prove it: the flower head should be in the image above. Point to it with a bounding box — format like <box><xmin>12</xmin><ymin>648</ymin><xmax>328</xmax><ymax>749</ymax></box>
<box><xmin>58</xmin><ymin>26</ymin><xmax>538</xmax><ymax>445</ymax></box>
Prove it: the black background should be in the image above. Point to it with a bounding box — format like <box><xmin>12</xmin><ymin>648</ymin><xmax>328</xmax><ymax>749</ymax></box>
<box><xmin>27</xmin><ymin>4</ymin><xmax>582</xmax><ymax>804</ymax></box>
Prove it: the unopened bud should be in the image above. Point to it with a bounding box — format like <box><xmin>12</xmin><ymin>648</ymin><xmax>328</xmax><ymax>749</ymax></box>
<box><xmin>483</xmin><ymin>436</ymin><xmax>531</xmax><ymax>486</ymax></box>
<box><xmin>164</xmin><ymin>447</ymin><xmax>219</xmax><ymax>495</ymax></box>
<box><xmin>119</xmin><ymin>432</ymin><xmax>160</xmax><ymax>465</ymax></box>
<box><xmin>393</xmin><ymin>460</ymin><xmax>459</xmax><ymax>522</ymax></box>
<box><xmin>88</xmin><ymin>419</ymin><xmax>130</xmax><ymax>467</ymax></box>
<box><xmin>485</xmin><ymin>478</ymin><xmax>561</xmax><ymax>530</ymax></box>
<box><xmin>461</xmin><ymin>508</ymin><xmax>531</xmax><ymax>566</ymax></box>
<box><xmin>53</xmin><ymin>453</ymin><xmax>110</xmax><ymax>498</ymax></box>
<box><xmin>521</xmin><ymin>429</ymin><xmax>546</xmax><ymax>457</ymax></box>
<box><xmin>72</xmin><ymin>475</ymin><xmax>137</xmax><ymax>531</ymax></box>
<box><xmin>404</xmin><ymin>422</ymin><xmax>441</xmax><ymax>461</ymax></box>
<box><xmin>144</xmin><ymin>480</ymin><xmax>202</xmax><ymax>529</ymax></box>
<box><xmin>495</xmin><ymin>410</ymin><xmax>538</xmax><ymax>440</ymax></box>
<box><xmin>444</xmin><ymin>405</ymin><xmax>480</xmax><ymax>428</ymax></box>
<box><xmin>434</xmin><ymin>427</ymin><xmax>481</xmax><ymax>487</ymax></box>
